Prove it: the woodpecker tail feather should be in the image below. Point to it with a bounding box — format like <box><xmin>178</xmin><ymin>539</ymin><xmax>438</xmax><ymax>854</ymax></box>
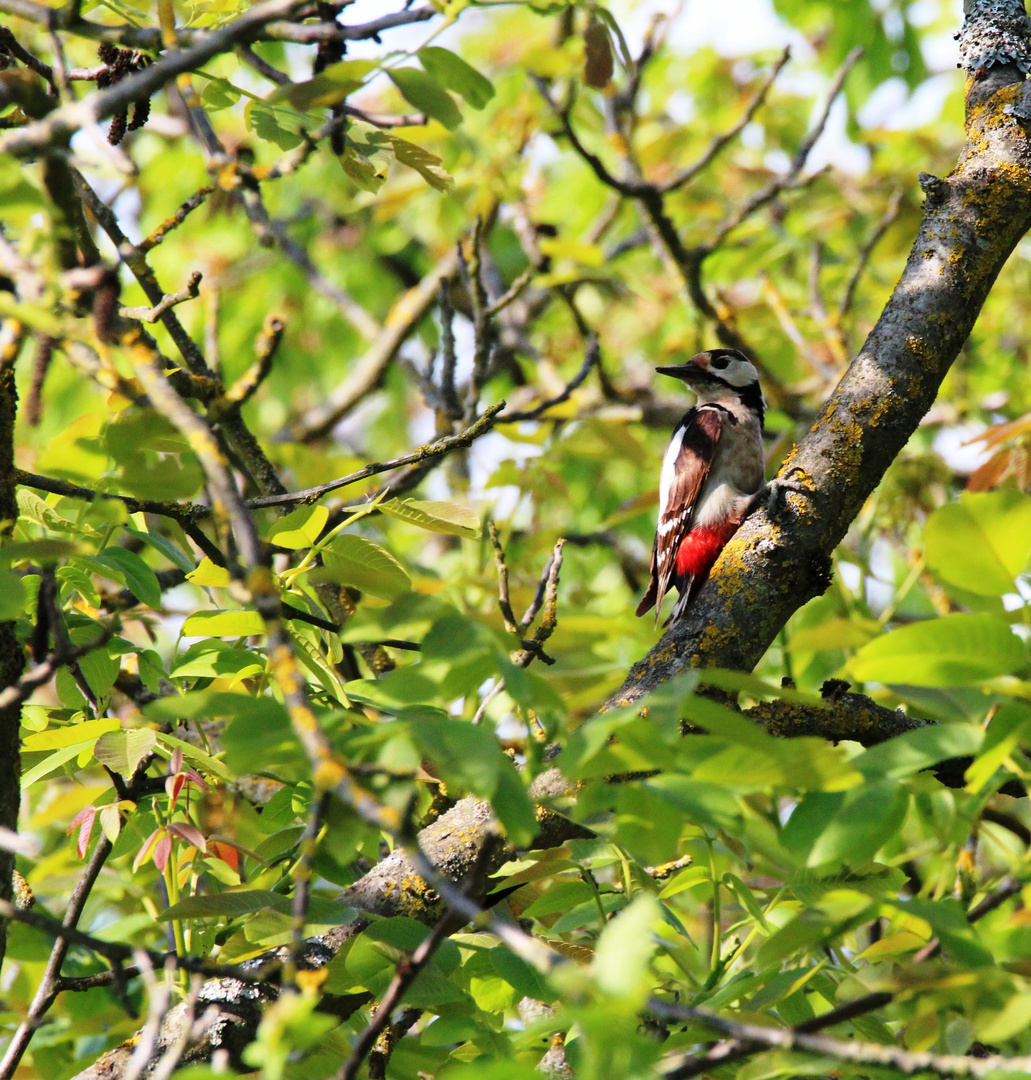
<box><xmin>635</xmin><ymin>579</ymin><xmax>657</xmax><ymax>620</ymax></box>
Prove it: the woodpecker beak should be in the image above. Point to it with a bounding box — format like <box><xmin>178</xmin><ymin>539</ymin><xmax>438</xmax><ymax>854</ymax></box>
<box><xmin>655</xmin><ymin>358</ymin><xmax>707</xmax><ymax>381</ymax></box>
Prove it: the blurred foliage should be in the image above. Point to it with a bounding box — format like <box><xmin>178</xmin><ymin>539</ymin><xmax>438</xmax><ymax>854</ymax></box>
<box><xmin>3</xmin><ymin>0</ymin><xmax>1031</xmax><ymax>1078</ymax></box>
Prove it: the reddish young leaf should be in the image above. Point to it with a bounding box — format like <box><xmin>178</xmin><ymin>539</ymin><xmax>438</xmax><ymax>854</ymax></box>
<box><xmin>207</xmin><ymin>840</ymin><xmax>240</xmax><ymax>872</ymax></box>
<box><xmin>67</xmin><ymin>805</ymin><xmax>96</xmax><ymax>859</ymax></box>
<box><xmin>153</xmin><ymin>832</ymin><xmax>172</xmax><ymax>873</ymax></box>
<box><xmin>133</xmin><ymin>826</ymin><xmax>163</xmax><ymax>872</ymax></box>
<box><xmin>168</xmin><ymin>821</ymin><xmax>206</xmax><ymax>851</ymax></box>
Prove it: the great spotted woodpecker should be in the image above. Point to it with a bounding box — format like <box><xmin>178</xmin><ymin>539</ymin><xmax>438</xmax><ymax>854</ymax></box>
<box><xmin>637</xmin><ymin>348</ymin><xmax>766</xmax><ymax>625</ymax></box>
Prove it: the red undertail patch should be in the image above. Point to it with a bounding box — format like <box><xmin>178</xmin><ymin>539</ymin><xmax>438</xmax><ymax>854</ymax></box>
<box><xmin>675</xmin><ymin>519</ymin><xmax>741</xmax><ymax>580</ymax></box>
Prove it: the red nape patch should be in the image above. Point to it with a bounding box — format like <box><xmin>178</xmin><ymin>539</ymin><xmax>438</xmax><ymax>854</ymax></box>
<box><xmin>675</xmin><ymin>520</ymin><xmax>741</xmax><ymax>579</ymax></box>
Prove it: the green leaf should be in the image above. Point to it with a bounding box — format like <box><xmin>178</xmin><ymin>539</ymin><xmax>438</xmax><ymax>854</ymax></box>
<box><xmin>104</xmin><ymin>409</ymin><xmax>190</xmax><ymax>457</ymax></box>
<box><xmin>160</xmin><ymin>890</ymin><xmax>290</xmax><ymax>920</ymax></box>
<box><xmin>0</xmin><ymin>569</ymin><xmax>27</xmax><ymax>618</ymax></box>
<box><xmin>901</xmin><ymin>897</ymin><xmax>993</xmax><ymax>967</ymax></box>
<box><xmin>316</xmin><ymin>535</ymin><xmax>411</xmax><ymax>599</ymax></box>
<box><xmin>160</xmin><ymin>731</ymin><xmax>232</xmax><ymax>781</ymax></box>
<box><xmin>95</xmin><ymin>548</ymin><xmax>162</xmax><ymax>609</ymax></box>
<box><xmin>274</xmin><ymin>59</ymin><xmax>376</xmax><ymax>109</ymax></box>
<box><xmin>388</xmin><ymin>67</ymin><xmax>462</xmax><ymax>129</ymax></box>
<box><xmin>22</xmin><ymin>715</ymin><xmax>119</xmax><ymax>751</ymax></box>
<box><xmin>379</xmin><ymin>498</ymin><xmax>481</xmax><ymax>538</ymax></box>
<box><xmin>788</xmin><ymin>863</ymin><xmax>908</xmax><ymax>907</ymax></box>
<box><xmin>593</xmin><ymin>894</ymin><xmax>660</xmax><ymax>1001</ymax></box>
<box><xmin>0</xmin><ymin>539</ymin><xmax>78</xmax><ymax>564</ymax></box>
<box><xmin>20</xmin><ymin>744</ymin><xmax>89</xmax><ymax>787</ymax></box>
<box><xmin>147</xmin><ymin>692</ymin><xmax>301</xmax><ymax>780</ymax></box>
<box><xmin>17</xmin><ymin>490</ymin><xmax>100</xmax><ymax>537</ymax></box>
<box><xmin>851</xmin><ymin>724</ymin><xmax>982</xmax><ymax>780</ymax></box>
<box><xmin>419</xmin><ymin>47</ymin><xmax>495</xmax><ymax>109</ymax></box>
<box><xmin>412</xmin><ymin>719</ymin><xmax>536</xmax><ymax>845</ymax></box>
<box><xmin>170</xmin><ymin>640</ymin><xmax>265</xmax><ymax>681</ymax></box>
<box><xmin>181</xmin><ymin>610</ymin><xmax>266</xmax><ymax>638</ymax></box>
<box><xmin>925</xmin><ymin>489</ymin><xmax>1031</xmax><ymax>595</ymax></box>
<box><xmin>340</xmin><ymin>147</ymin><xmax>387</xmax><ymax>192</ymax></box>
<box><xmin>781</xmin><ymin>780</ymin><xmax>910</xmax><ymax>866</ymax></box>
<box><xmin>388</xmin><ymin>135</ymin><xmax>453</xmax><ymax>191</ymax></box>
<box><xmin>850</xmin><ymin>613</ymin><xmax>1025</xmax><ymax>686</ymax></box>
<box><xmin>244</xmin><ymin>99</ymin><xmax>305</xmax><ymax>151</ymax></box>
<box><xmin>125</xmin><ymin>527</ymin><xmax>196</xmax><ymax>573</ymax></box>
<box><xmin>199</xmin><ymin>76</ymin><xmax>241</xmax><ymax>111</ymax></box>
<box><xmin>267</xmin><ymin>505</ymin><xmax>328</xmax><ymax>550</ymax></box>
<box><xmin>489</xmin><ymin>946</ymin><xmax>550</xmax><ymax>1000</ymax></box>
<box><xmin>145</xmin><ymin>689</ymin><xmax>288</xmax><ymax>728</ymax></box>
<box><xmin>93</xmin><ymin>728</ymin><xmax>157</xmax><ymax>775</ymax></box>
<box><xmin>722</xmin><ymin>872</ymin><xmax>769</xmax><ymax>932</ymax></box>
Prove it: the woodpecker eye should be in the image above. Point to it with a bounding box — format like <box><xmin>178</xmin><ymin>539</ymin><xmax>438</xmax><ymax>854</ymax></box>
<box><xmin>711</xmin><ymin>354</ymin><xmax>730</xmax><ymax>370</ymax></box>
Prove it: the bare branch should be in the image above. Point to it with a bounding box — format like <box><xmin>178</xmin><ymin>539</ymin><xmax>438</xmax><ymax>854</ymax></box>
<box><xmin>0</xmin><ymin>622</ymin><xmax>116</xmax><ymax>712</ymax></box>
<box><xmin>499</xmin><ymin>334</ymin><xmax>599</xmax><ymax>423</ymax></box>
<box><xmin>0</xmin><ymin>0</ymin><xmax>316</xmax><ymax>159</ymax></box>
<box><xmin>658</xmin><ymin>46</ymin><xmax>791</xmax><ymax>193</ymax></box>
<box><xmin>255</xmin><ymin>400</ymin><xmax>505</xmax><ymax>509</ymax></box>
<box><xmin>656</xmin><ymin>996</ymin><xmax>1031</xmax><ymax>1080</ymax></box>
<box><xmin>839</xmin><ymin>185</ymin><xmax>905</xmax><ymax>319</ymax></box>
<box><xmin>292</xmin><ymin>245</ymin><xmax>461</xmax><ymax>441</ymax></box>
<box><xmin>0</xmin><ymin>1</ymin><xmax>437</xmax><ymax>50</ymax></box>
<box><xmin>119</xmin><ymin>270</ymin><xmax>201</xmax><ymax>323</ymax></box>
<box><xmin>14</xmin><ymin>468</ymin><xmax>209</xmax><ymax>525</ymax></box>
<box><xmin>337</xmin><ymin>907</ymin><xmax>456</xmax><ymax>1080</ymax></box>
<box><xmin>488</xmin><ymin>521</ymin><xmax>520</xmax><ymax>635</ymax></box>
<box><xmin>263</xmin><ymin>6</ymin><xmax>436</xmax><ymax>44</ymax></box>
<box><xmin>138</xmin><ymin>185</ymin><xmax>215</xmax><ymax>253</ymax></box>
<box><xmin>214</xmin><ymin>313</ymin><xmax>285</xmax><ymax>412</ymax></box>
<box><xmin>473</xmin><ymin>538</ymin><xmax>565</xmax><ymax>723</ymax></box>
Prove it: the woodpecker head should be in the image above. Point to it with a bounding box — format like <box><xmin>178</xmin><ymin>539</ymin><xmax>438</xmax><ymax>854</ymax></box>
<box><xmin>656</xmin><ymin>348</ymin><xmax>765</xmax><ymax>427</ymax></box>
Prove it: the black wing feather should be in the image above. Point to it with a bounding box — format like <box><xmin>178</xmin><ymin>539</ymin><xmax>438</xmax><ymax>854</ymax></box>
<box><xmin>636</xmin><ymin>406</ymin><xmax>725</xmax><ymax>620</ymax></box>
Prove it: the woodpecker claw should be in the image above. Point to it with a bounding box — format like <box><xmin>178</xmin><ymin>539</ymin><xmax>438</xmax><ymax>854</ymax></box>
<box><xmin>765</xmin><ymin>467</ymin><xmax>810</xmax><ymax>523</ymax></box>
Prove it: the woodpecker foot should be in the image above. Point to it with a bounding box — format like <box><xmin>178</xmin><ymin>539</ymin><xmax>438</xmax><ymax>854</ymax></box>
<box><xmin>764</xmin><ymin>467</ymin><xmax>811</xmax><ymax>523</ymax></box>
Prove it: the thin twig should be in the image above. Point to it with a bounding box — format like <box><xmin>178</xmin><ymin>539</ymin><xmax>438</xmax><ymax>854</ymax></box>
<box><xmin>336</xmin><ymin>908</ymin><xmax>456</xmax><ymax>1080</ymax></box>
<box><xmin>0</xmin><ymin>622</ymin><xmax>116</xmax><ymax>711</ymax></box>
<box><xmin>668</xmin><ymin>874</ymin><xmax>1022</xmax><ymax>1079</ymax></box>
<box><xmin>235</xmin><ymin>42</ymin><xmax>290</xmax><ymax>85</ymax></box>
<box><xmin>485</xmin><ymin>263</ymin><xmax>537</xmax><ymax>318</ymax></box>
<box><xmin>658</xmin><ymin>46</ymin><xmax>791</xmax><ymax>193</ymax></box>
<box><xmin>839</xmin><ymin>185</ymin><xmax>904</xmax><ymax>319</ymax></box>
<box><xmin>14</xmin><ymin>468</ymin><xmax>209</xmax><ymax>523</ymax></box>
<box><xmin>215</xmin><ymin>314</ymin><xmax>284</xmax><ymax>412</ymax></box>
<box><xmin>0</xmin><ymin>0</ymin><xmax>315</xmax><ymax>158</ymax></box>
<box><xmin>499</xmin><ymin>334</ymin><xmax>599</xmax><ymax>423</ymax></box>
<box><xmin>251</xmin><ymin>401</ymin><xmax>504</xmax><ymax>508</ymax></box>
<box><xmin>139</xmin><ymin>185</ymin><xmax>215</xmax><ymax>252</ymax></box>
<box><xmin>461</xmin><ymin>220</ymin><xmax>494</xmax><ymax>424</ymax></box>
<box><xmin>286</xmin><ymin>790</ymin><xmax>333</xmax><ymax>985</ymax></box>
<box><xmin>473</xmin><ymin>538</ymin><xmax>565</xmax><ymax>723</ymax></box>
<box><xmin>707</xmin><ymin>48</ymin><xmax>862</xmax><ymax>252</ymax></box>
<box><xmin>656</xmin><ymin>997</ymin><xmax>1031</xmax><ymax>1080</ymax></box>
<box><xmin>293</xmin><ymin>246</ymin><xmax>461</xmax><ymax>441</ymax></box>
<box><xmin>0</xmin><ymin>0</ymin><xmax>436</xmax><ymax>50</ymax></box>
<box><xmin>488</xmin><ymin>521</ymin><xmax>519</xmax><ymax>635</ymax></box>
<box><xmin>119</xmin><ymin>270</ymin><xmax>202</xmax><ymax>323</ymax></box>
<box><xmin>0</xmin><ymin>832</ymin><xmax>115</xmax><ymax>1079</ymax></box>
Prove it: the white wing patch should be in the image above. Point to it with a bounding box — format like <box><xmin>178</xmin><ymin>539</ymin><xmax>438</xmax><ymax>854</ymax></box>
<box><xmin>657</xmin><ymin>423</ymin><xmax>687</xmax><ymax>526</ymax></box>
